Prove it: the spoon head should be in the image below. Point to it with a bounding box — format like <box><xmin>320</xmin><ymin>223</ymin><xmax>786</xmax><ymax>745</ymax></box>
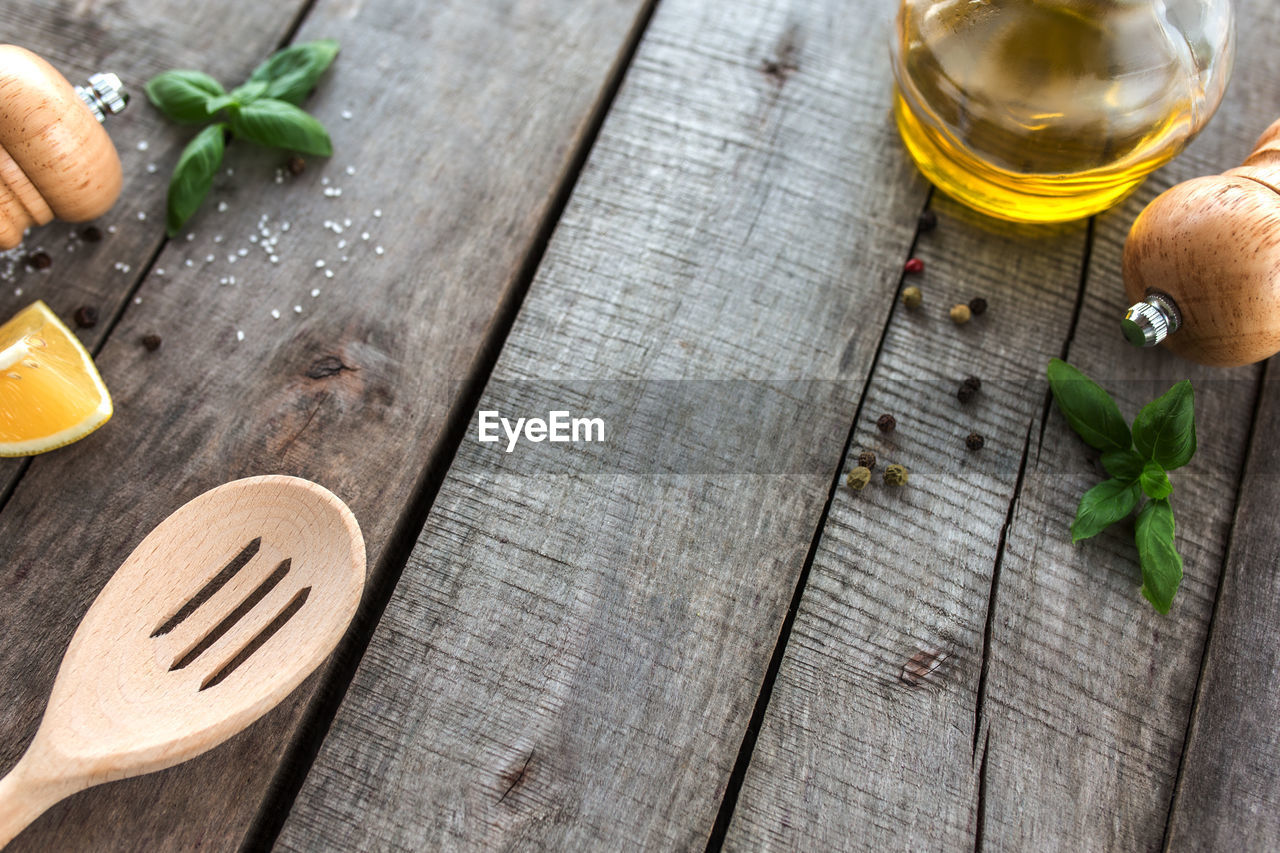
<box><xmin>35</xmin><ymin>475</ymin><xmax>365</xmax><ymax>781</ymax></box>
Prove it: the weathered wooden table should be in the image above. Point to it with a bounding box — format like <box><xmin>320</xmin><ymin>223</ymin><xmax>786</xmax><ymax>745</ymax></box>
<box><xmin>2</xmin><ymin>0</ymin><xmax>1278</xmax><ymax>850</ymax></box>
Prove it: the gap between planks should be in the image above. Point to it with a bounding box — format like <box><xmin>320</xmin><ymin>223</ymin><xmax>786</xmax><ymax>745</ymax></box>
<box><xmin>243</xmin><ymin>1</ymin><xmax>663</xmax><ymax>848</ymax></box>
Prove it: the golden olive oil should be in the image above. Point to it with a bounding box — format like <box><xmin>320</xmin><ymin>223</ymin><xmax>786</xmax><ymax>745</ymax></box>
<box><xmin>891</xmin><ymin>0</ymin><xmax>1229</xmax><ymax>223</ymax></box>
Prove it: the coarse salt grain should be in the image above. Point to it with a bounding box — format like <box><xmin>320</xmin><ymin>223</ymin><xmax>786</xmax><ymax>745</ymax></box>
<box><xmin>137</xmin><ymin>211</ymin><xmax>147</xmax><ymax>221</ymax></box>
<box><xmin>373</xmin><ymin>209</ymin><xmax>382</xmax><ymax>217</ymax></box>
<box><xmin>184</xmin><ymin>233</ymin><xmax>193</xmax><ymax>241</ymax></box>
<box><xmin>343</xmin><ymin>218</ymin><xmax>352</xmax><ymax>227</ymax></box>
<box><xmin>321</xmin><ymin>177</ymin><xmax>330</xmax><ymax>186</ymax></box>
<box><xmin>270</xmin><ymin>255</ymin><xmax>279</xmax><ymax>263</ymax></box>
<box><xmin>345</xmin><ymin>166</ymin><xmax>356</xmax><ymax>175</ymax></box>
<box><xmin>310</xmin><ymin>288</ymin><xmax>320</xmax><ymax>297</ymax></box>
<box><xmin>134</xmin><ymin>296</ymin><xmax>142</xmax><ymax>304</ymax></box>
<box><xmin>324</xmin><ymin>269</ymin><xmax>334</xmax><ymax>278</ymax></box>
<box><xmin>184</xmin><ymin>259</ymin><xmax>194</xmax><ymax>267</ymax></box>
<box><xmin>205</xmin><ymin>254</ymin><xmax>215</xmax><ymax>263</ymax></box>
<box><xmin>361</xmin><ymin>232</ymin><xmax>369</xmax><ymax>240</ymax></box>
<box><xmin>155</xmin><ymin>268</ymin><xmax>164</xmax><ymax>276</ymax></box>
<box><xmin>236</xmin><ymin>330</ymin><xmax>244</xmax><ymax>342</ymax></box>
<box><xmin>214</xmin><ymin>234</ymin><xmax>224</xmax><ymax>243</ymax></box>
<box><xmin>13</xmin><ymin>288</ymin><xmax>21</xmax><ymax>296</ymax></box>
<box><xmin>146</xmin><ymin>163</ymin><xmax>158</xmax><ymax>173</ymax></box>
<box><xmin>315</xmin><ymin>259</ymin><xmax>326</xmax><ymax>268</ymax></box>
<box><xmin>109</xmin><ymin>225</ymin><xmax>118</xmax><ymax>234</ymax></box>
<box><xmin>270</xmin><ymin>309</ymin><xmax>280</xmax><ymax>319</ymax></box>
<box><xmin>237</xmin><ymin>247</ymin><xmax>248</xmax><ymax>257</ymax></box>
<box><xmin>375</xmin><ymin>246</ymin><xmax>384</xmax><ymax>255</ymax></box>
<box><xmin>337</xmin><ymin>239</ymin><xmax>347</xmax><ymax>249</ymax></box>
<box><xmin>137</xmin><ymin>140</ymin><xmax>149</xmax><ymax>151</ymax></box>
<box><xmin>217</xmin><ymin>201</ymin><xmax>228</xmax><ymax>213</ymax></box>
<box><xmin>293</xmin><ymin>305</ymin><xmax>302</xmax><ymax>313</ymax></box>
<box><xmin>341</xmin><ymin>109</ymin><xmax>353</xmax><ymax>120</ymax></box>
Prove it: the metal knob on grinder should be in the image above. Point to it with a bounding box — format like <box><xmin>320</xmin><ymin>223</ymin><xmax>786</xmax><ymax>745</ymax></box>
<box><xmin>1122</xmin><ymin>117</ymin><xmax>1280</xmax><ymax>367</ymax></box>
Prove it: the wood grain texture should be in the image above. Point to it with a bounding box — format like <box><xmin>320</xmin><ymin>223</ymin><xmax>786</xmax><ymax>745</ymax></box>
<box><xmin>1164</xmin><ymin>364</ymin><xmax>1280</xmax><ymax>852</ymax></box>
<box><xmin>0</xmin><ymin>0</ymin><xmax>315</xmax><ymax>503</ymax></box>
<box><xmin>0</xmin><ymin>0</ymin><xmax>649</xmax><ymax>849</ymax></box>
<box><xmin>723</xmin><ymin>195</ymin><xmax>1091</xmax><ymax>851</ymax></box>
<box><xmin>727</xmin><ymin>2</ymin><xmax>1280</xmax><ymax>850</ymax></box>
<box><xmin>275</xmin><ymin>0</ymin><xmax>932</xmax><ymax>848</ymax></box>
<box><xmin>974</xmin><ymin>0</ymin><xmax>1278</xmax><ymax>843</ymax></box>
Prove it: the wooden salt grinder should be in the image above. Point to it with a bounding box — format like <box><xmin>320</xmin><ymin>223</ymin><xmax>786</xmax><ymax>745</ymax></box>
<box><xmin>0</xmin><ymin>45</ymin><xmax>126</xmax><ymax>250</ymax></box>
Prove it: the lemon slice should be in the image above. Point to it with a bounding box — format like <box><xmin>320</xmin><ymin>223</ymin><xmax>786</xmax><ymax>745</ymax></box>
<box><xmin>0</xmin><ymin>301</ymin><xmax>113</xmax><ymax>457</ymax></box>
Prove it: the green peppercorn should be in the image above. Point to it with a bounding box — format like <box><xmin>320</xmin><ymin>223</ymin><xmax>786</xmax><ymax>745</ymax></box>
<box><xmin>846</xmin><ymin>466</ymin><xmax>872</xmax><ymax>491</ymax></box>
<box><xmin>901</xmin><ymin>285</ymin><xmax>923</xmax><ymax>310</ymax></box>
<box><xmin>883</xmin><ymin>464</ymin><xmax>909</xmax><ymax>486</ymax></box>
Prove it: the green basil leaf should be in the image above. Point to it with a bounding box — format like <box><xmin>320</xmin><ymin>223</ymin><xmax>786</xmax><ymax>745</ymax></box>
<box><xmin>227</xmin><ymin>99</ymin><xmax>332</xmax><ymax>156</ymax></box>
<box><xmin>229</xmin><ymin>79</ymin><xmax>269</xmax><ymax>105</ymax></box>
<box><xmin>204</xmin><ymin>94</ymin><xmax>238</xmax><ymax>115</ymax></box>
<box><xmin>145</xmin><ymin>70</ymin><xmax>226</xmax><ymax>124</ymax></box>
<box><xmin>166</xmin><ymin>123</ymin><xmax>226</xmax><ymax>235</ymax></box>
<box><xmin>246</xmin><ymin>39</ymin><xmax>339</xmax><ymax>105</ymax></box>
<box><xmin>1135</xmin><ymin>498</ymin><xmax>1183</xmax><ymax>614</ymax></box>
<box><xmin>1046</xmin><ymin>359</ymin><xmax>1132</xmax><ymax>453</ymax></box>
<box><xmin>1101</xmin><ymin>449</ymin><xmax>1144</xmax><ymax>482</ymax></box>
<box><xmin>1132</xmin><ymin>380</ymin><xmax>1196</xmax><ymax>469</ymax></box>
<box><xmin>1139</xmin><ymin>460</ymin><xmax>1173</xmax><ymax>500</ymax></box>
<box><xmin>1071</xmin><ymin>478</ymin><xmax>1141</xmax><ymax>543</ymax></box>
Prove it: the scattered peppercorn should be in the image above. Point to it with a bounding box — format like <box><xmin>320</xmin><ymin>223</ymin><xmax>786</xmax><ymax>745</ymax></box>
<box><xmin>857</xmin><ymin>450</ymin><xmax>877</xmax><ymax>469</ymax></box>
<box><xmin>80</xmin><ymin>225</ymin><xmax>103</xmax><ymax>242</ymax></box>
<box><xmin>884</xmin><ymin>464</ymin><xmax>909</xmax><ymax>486</ymax></box>
<box><xmin>950</xmin><ymin>303</ymin><xmax>971</xmax><ymax>325</ymax></box>
<box><xmin>904</xmin><ymin>257</ymin><xmax>924</xmax><ymax>274</ymax></box>
<box><xmin>918</xmin><ymin>209</ymin><xmax>937</xmax><ymax>233</ymax></box>
<box><xmin>969</xmin><ymin>296</ymin><xmax>987</xmax><ymax>316</ymax></box>
<box><xmin>141</xmin><ymin>333</ymin><xmax>162</xmax><ymax>352</ymax></box>
<box><xmin>73</xmin><ymin>306</ymin><xmax>98</xmax><ymax>329</ymax></box>
<box><xmin>958</xmin><ymin>384</ymin><xmax>977</xmax><ymax>403</ymax></box>
<box><xmin>287</xmin><ymin>154</ymin><xmax>307</xmax><ymax>175</ymax></box>
<box><xmin>901</xmin><ymin>285</ymin><xmax>923</xmax><ymax>310</ymax></box>
<box><xmin>962</xmin><ymin>375</ymin><xmax>981</xmax><ymax>390</ymax></box>
<box><xmin>846</xmin><ymin>466</ymin><xmax>872</xmax><ymax>491</ymax></box>
<box><xmin>966</xmin><ymin>432</ymin><xmax>985</xmax><ymax>451</ymax></box>
<box><xmin>26</xmin><ymin>251</ymin><xmax>51</xmax><ymax>270</ymax></box>
<box><xmin>877</xmin><ymin>413</ymin><xmax>897</xmax><ymax>433</ymax></box>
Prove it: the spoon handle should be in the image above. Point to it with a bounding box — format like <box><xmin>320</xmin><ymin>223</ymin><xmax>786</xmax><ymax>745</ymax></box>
<box><xmin>0</xmin><ymin>755</ymin><xmax>75</xmax><ymax>849</ymax></box>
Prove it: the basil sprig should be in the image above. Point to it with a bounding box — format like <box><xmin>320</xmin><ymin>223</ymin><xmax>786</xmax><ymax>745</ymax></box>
<box><xmin>145</xmin><ymin>40</ymin><xmax>339</xmax><ymax>235</ymax></box>
<box><xmin>1046</xmin><ymin>358</ymin><xmax>1196</xmax><ymax>613</ymax></box>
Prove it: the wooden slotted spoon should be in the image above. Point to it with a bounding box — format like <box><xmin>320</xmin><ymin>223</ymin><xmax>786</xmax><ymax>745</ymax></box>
<box><xmin>0</xmin><ymin>475</ymin><xmax>365</xmax><ymax>847</ymax></box>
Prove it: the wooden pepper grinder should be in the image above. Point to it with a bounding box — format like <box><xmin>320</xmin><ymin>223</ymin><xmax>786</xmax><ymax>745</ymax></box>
<box><xmin>1122</xmin><ymin>118</ymin><xmax>1280</xmax><ymax>367</ymax></box>
<box><xmin>0</xmin><ymin>45</ymin><xmax>126</xmax><ymax>250</ymax></box>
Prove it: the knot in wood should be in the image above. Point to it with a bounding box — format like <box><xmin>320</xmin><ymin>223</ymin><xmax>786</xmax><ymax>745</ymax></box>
<box><xmin>306</xmin><ymin>355</ymin><xmax>352</xmax><ymax>379</ymax></box>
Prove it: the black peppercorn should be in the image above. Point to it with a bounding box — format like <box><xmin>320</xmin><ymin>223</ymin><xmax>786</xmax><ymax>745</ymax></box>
<box><xmin>963</xmin><ymin>376</ymin><xmax>981</xmax><ymax>390</ymax></box>
<box><xmin>918</xmin><ymin>209</ymin><xmax>938</xmax><ymax>233</ymax></box>
<box><xmin>26</xmin><ymin>251</ymin><xmax>51</xmax><ymax>270</ymax></box>
<box><xmin>287</xmin><ymin>154</ymin><xmax>307</xmax><ymax>175</ymax></box>
<box><xmin>80</xmin><ymin>226</ymin><xmax>103</xmax><ymax>242</ymax></box>
<box><xmin>876</xmin><ymin>413</ymin><xmax>897</xmax><ymax>433</ymax></box>
<box><xmin>141</xmin><ymin>333</ymin><xmax>162</xmax><ymax>352</ymax></box>
<box><xmin>969</xmin><ymin>297</ymin><xmax>988</xmax><ymax>316</ymax></box>
<box><xmin>966</xmin><ymin>432</ymin><xmax>985</xmax><ymax>451</ymax></box>
<box><xmin>958</xmin><ymin>384</ymin><xmax>976</xmax><ymax>403</ymax></box>
<box><xmin>73</xmin><ymin>306</ymin><xmax>98</xmax><ymax>328</ymax></box>
<box><xmin>857</xmin><ymin>450</ymin><xmax>876</xmax><ymax>470</ymax></box>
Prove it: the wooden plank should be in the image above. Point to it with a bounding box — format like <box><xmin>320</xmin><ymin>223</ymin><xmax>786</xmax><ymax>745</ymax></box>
<box><xmin>724</xmin><ymin>2</ymin><xmax>1279</xmax><ymax>849</ymax></box>
<box><xmin>973</xmin><ymin>0</ymin><xmax>1277</xmax><ymax>840</ymax></box>
<box><xmin>0</xmin><ymin>0</ymin><xmax>651</xmax><ymax>850</ymax></box>
<box><xmin>1164</xmin><ymin>364</ymin><xmax>1280</xmax><ymax>852</ymax></box>
<box><xmin>274</xmin><ymin>0</ymin><xmax>933</xmax><ymax>849</ymax></box>
<box><xmin>0</xmin><ymin>1</ymin><xmax>313</xmax><ymax>520</ymax></box>
<box><xmin>723</xmin><ymin>195</ymin><xmax>1091</xmax><ymax>850</ymax></box>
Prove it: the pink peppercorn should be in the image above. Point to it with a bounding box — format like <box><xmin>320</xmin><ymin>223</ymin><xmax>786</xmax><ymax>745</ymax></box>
<box><xmin>904</xmin><ymin>257</ymin><xmax>924</xmax><ymax>274</ymax></box>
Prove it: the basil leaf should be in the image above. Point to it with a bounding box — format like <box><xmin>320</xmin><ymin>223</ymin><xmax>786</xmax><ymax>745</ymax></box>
<box><xmin>1132</xmin><ymin>380</ymin><xmax>1196</xmax><ymax>470</ymax></box>
<box><xmin>1135</xmin><ymin>498</ymin><xmax>1183</xmax><ymax>614</ymax></box>
<box><xmin>145</xmin><ymin>70</ymin><xmax>226</xmax><ymax>124</ymax></box>
<box><xmin>246</xmin><ymin>39</ymin><xmax>339</xmax><ymax>106</ymax></box>
<box><xmin>1101</xmin><ymin>449</ymin><xmax>1144</xmax><ymax>482</ymax></box>
<box><xmin>1139</xmin><ymin>460</ymin><xmax>1173</xmax><ymax>500</ymax></box>
<box><xmin>166</xmin><ymin>124</ymin><xmax>226</xmax><ymax>235</ymax></box>
<box><xmin>228</xmin><ymin>99</ymin><xmax>332</xmax><ymax>156</ymax></box>
<box><xmin>204</xmin><ymin>94</ymin><xmax>238</xmax><ymax>115</ymax></box>
<box><xmin>1071</xmin><ymin>478</ymin><xmax>1141</xmax><ymax>543</ymax></box>
<box><xmin>1046</xmin><ymin>358</ymin><xmax>1132</xmax><ymax>453</ymax></box>
<box><xmin>229</xmin><ymin>79</ymin><xmax>269</xmax><ymax>105</ymax></box>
